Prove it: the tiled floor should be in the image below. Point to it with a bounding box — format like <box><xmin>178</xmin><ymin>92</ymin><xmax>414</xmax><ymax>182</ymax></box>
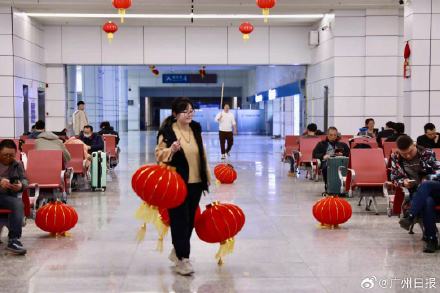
<box><xmin>1</xmin><ymin>132</ymin><xmax>440</xmax><ymax>293</ymax></box>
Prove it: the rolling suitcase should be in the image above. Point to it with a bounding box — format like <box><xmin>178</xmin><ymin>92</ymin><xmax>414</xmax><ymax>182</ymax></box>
<box><xmin>91</xmin><ymin>151</ymin><xmax>107</xmax><ymax>191</ymax></box>
<box><xmin>326</xmin><ymin>156</ymin><xmax>349</xmax><ymax>196</ymax></box>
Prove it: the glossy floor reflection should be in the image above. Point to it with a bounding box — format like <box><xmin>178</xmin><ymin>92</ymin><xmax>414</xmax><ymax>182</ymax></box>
<box><xmin>1</xmin><ymin>132</ymin><xmax>440</xmax><ymax>293</ymax></box>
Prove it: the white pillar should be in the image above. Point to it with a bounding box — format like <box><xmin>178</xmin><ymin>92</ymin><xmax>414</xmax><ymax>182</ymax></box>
<box><xmin>404</xmin><ymin>0</ymin><xmax>440</xmax><ymax>138</ymax></box>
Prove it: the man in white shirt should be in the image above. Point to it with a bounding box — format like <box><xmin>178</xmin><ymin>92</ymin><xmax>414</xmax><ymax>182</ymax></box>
<box><xmin>215</xmin><ymin>104</ymin><xmax>237</xmax><ymax>159</ymax></box>
<box><xmin>73</xmin><ymin>101</ymin><xmax>89</xmax><ymax>136</ymax></box>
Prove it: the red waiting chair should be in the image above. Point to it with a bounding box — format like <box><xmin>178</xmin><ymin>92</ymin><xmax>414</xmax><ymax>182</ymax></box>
<box><xmin>103</xmin><ymin>134</ymin><xmax>119</xmax><ymax>169</ymax></box>
<box><xmin>383</xmin><ymin>141</ymin><xmax>397</xmax><ymax>162</ymax></box>
<box><xmin>25</xmin><ymin>150</ymin><xmax>70</xmax><ymax>210</ymax></box>
<box><xmin>298</xmin><ymin>137</ymin><xmax>322</xmax><ymax>180</ymax></box>
<box><xmin>339</xmin><ymin>148</ymin><xmax>388</xmax><ymax>214</ymax></box>
<box><xmin>350</xmin><ymin>137</ymin><xmax>378</xmax><ymax>149</ymax></box>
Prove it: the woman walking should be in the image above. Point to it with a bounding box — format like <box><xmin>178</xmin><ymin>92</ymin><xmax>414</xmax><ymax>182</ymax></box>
<box><xmin>155</xmin><ymin>97</ymin><xmax>210</xmax><ymax>276</ymax></box>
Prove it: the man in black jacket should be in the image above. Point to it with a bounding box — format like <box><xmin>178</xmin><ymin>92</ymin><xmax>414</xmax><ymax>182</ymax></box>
<box><xmin>417</xmin><ymin>123</ymin><xmax>440</xmax><ymax>149</ymax></box>
<box><xmin>312</xmin><ymin>127</ymin><xmax>350</xmax><ymax>189</ymax></box>
<box><xmin>376</xmin><ymin>121</ymin><xmax>395</xmax><ymax>147</ymax></box>
<box><xmin>79</xmin><ymin>125</ymin><xmax>104</xmax><ymax>154</ymax></box>
<box><xmin>0</xmin><ymin>139</ymin><xmax>28</xmax><ymax>255</ymax></box>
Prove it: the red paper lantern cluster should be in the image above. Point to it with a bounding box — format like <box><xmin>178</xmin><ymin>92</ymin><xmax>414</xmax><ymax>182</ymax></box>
<box><xmin>239</xmin><ymin>22</ymin><xmax>254</xmax><ymax>40</ymax></box>
<box><xmin>195</xmin><ymin>202</ymin><xmax>245</xmax><ymax>244</ymax></box>
<box><xmin>103</xmin><ymin>21</ymin><xmax>118</xmax><ymax>41</ymax></box>
<box><xmin>35</xmin><ymin>201</ymin><xmax>78</xmax><ymax>234</ymax></box>
<box><xmin>132</xmin><ymin>164</ymin><xmax>187</xmax><ymax>209</ymax></box>
<box><xmin>214</xmin><ymin>163</ymin><xmax>237</xmax><ymax>184</ymax></box>
<box><xmin>256</xmin><ymin>0</ymin><xmax>276</xmax><ymax>23</ymax></box>
<box><xmin>312</xmin><ymin>196</ymin><xmax>352</xmax><ymax>227</ymax></box>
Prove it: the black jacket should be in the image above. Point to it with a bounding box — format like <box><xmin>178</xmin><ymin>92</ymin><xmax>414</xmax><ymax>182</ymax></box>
<box><xmin>416</xmin><ymin>134</ymin><xmax>440</xmax><ymax>149</ymax></box>
<box><xmin>79</xmin><ymin>133</ymin><xmax>104</xmax><ymax>154</ymax></box>
<box><xmin>0</xmin><ymin>160</ymin><xmax>28</xmax><ymax>197</ymax></box>
<box><xmin>157</xmin><ymin>121</ymin><xmax>209</xmax><ymax>192</ymax></box>
<box><xmin>312</xmin><ymin>140</ymin><xmax>350</xmax><ymax>161</ymax></box>
<box><xmin>99</xmin><ymin>127</ymin><xmax>120</xmax><ymax>145</ymax></box>
<box><xmin>376</xmin><ymin>129</ymin><xmax>395</xmax><ymax>147</ymax></box>
<box><xmin>385</xmin><ymin>133</ymin><xmax>405</xmax><ymax>143</ymax></box>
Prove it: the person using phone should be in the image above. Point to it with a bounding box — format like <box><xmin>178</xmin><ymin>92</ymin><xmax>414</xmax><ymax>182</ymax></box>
<box><xmin>0</xmin><ymin>139</ymin><xmax>28</xmax><ymax>255</ymax></box>
<box><xmin>312</xmin><ymin>127</ymin><xmax>350</xmax><ymax>190</ymax></box>
<box><xmin>390</xmin><ymin>135</ymin><xmax>440</xmax><ymax>253</ymax></box>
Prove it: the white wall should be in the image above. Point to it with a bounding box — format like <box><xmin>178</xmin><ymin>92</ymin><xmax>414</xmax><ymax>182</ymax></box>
<box><xmin>0</xmin><ymin>7</ymin><xmax>46</xmax><ymax>137</ymax></box>
<box><xmin>306</xmin><ymin>9</ymin><xmax>403</xmax><ymax>135</ymax></box>
<box><xmin>44</xmin><ymin>25</ymin><xmax>312</xmax><ymax>65</ymax></box>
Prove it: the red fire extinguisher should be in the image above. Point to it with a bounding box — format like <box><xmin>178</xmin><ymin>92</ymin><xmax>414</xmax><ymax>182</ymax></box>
<box><xmin>403</xmin><ymin>41</ymin><xmax>411</xmax><ymax>79</ymax></box>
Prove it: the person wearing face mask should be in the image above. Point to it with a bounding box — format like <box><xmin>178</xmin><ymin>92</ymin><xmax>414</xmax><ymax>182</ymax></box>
<box><xmin>155</xmin><ymin>97</ymin><xmax>211</xmax><ymax>276</ymax></box>
<box><xmin>390</xmin><ymin>135</ymin><xmax>440</xmax><ymax>253</ymax></box>
<box><xmin>79</xmin><ymin>125</ymin><xmax>104</xmax><ymax>154</ymax></box>
<box><xmin>312</xmin><ymin>127</ymin><xmax>350</xmax><ymax>190</ymax></box>
<box><xmin>0</xmin><ymin>139</ymin><xmax>28</xmax><ymax>255</ymax></box>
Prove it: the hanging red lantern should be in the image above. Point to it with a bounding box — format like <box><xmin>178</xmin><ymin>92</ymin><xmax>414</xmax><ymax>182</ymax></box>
<box><xmin>35</xmin><ymin>201</ymin><xmax>78</xmax><ymax>235</ymax></box>
<box><xmin>103</xmin><ymin>21</ymin><xmax>118</xmax><ymax>42</ymax></box>
<box><xmin>312</xmin><ymin>196</ymin><xmax>352</xmax><ymax>228</ymax></box>
<box><xmin>239</xmin><ymin>22</ymin><xmax>254</xmax><ymax>40</ymax></box>
<box><xmin>195</xmin><ymin>202</ymin><xmax>245</xmax><ymax>264</ymax></box>
<box><xmin>256</xmin><ymin>0</ymin><xmax>276</xmax><ymax>23</ymax></box>
<box><xmin>403</xmin><ymin>41</ymin><xmax>411</xmax><ymax>79</ymax></box>
<box><xmin>112</xmin><ymin>0</ymin><xmax>132</xmax><ymax>23</ymax></box>
<box><xmin>149</xmin><ymin>65</ymin><xmax>160</xmax><ymax>76</ymax></box>
<box><xmin>199</xmin><ymin>66</ymin><xmax>206</xmax><ymax>78</ymax></box>
<box><xmin>214</xmin><ymin>163</ymin><xmax>237</xmax><ymax>184</ymax></box>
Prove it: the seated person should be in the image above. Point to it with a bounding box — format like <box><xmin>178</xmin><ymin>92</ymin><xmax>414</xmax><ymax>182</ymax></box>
<box><xmin>27</xmin><ymin>120</ymin><xmax>45</xmax><ymax>139</ymax></box>
<box><xmin>0</xmin><ymin>139</ymin><xmax>28</xmax><ymax>255</ymax></box>
<box><xmin>417</xmin><ymin>123</ymin><xmax>440</xmax><ymax>149</ymax></box>
<box><xmin>312</xmin><ymin>127</ymin><xmax>350</xmax><ymax>190</ymax></box>
<box><xmin>385</xmin><ymin>122</ymin><xmax>406</xmax><ymax>142</ymax></box>
<box><xmin>98</xmin><ymin>121</ymin><xmax>120</xmax><ymax>145</ymax></box>
<box><xmin>376</xmin><ymin>121</ymin><xmax>395</xmax><ymax>147</ymax></box>
<box><xmin>357</xmin><ymin>118</ymin><xmax>378</xmax><ymax>138</ymax></box>
<box><xmin>390</xmin><ymin>135</ymin><xmax>440</xmax><ymax>253</ymax></box>
<box><xmin>35</xmin><ymin>128</ymin><xmax>71</xmax><ymax>164</ymax></box>
<box><xmin>79</xmin><ymin>125</ymin><xmax>104</xmax><ymax>154</ymax></box>
<box><xmin>288</xmin><ymin>123</ymin><xmax>319</xmax><ymax>177</ymax></box>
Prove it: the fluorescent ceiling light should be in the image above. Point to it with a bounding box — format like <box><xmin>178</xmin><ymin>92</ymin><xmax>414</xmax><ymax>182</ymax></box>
<box><xmin>23</xmin><ymin>13</ymin><xmax>324</xmax><ymax>20</ymax></box>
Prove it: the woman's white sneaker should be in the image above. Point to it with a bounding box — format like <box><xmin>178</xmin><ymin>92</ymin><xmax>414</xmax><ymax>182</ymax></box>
<box><xmin>175</xmin><ymin>258</ymin><xmax>194</xmax><ymax>276</ymax></box>
<box><xmin>168</xmin><ymin>248</ymin><xmax>178</xmax><ymax>264</ymax></box>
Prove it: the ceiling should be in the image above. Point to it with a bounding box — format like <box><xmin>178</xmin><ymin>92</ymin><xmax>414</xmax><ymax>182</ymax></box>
<box><xmin>0</xmin><ymin>0</ymin><xmax>400</xmax><ymax>26</ymax></box>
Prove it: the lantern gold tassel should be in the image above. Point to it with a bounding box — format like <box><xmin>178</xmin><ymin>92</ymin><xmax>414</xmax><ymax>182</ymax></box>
<box><xmin>262</xmin><ymin>8</ymin><xmax>270</xmax><ymax>23</ymax></box>
<box><xmin>153</xmin><ymin>214</ymin><xmax>169</xmax><ymax>252</ymax></box>
<box><xmin>215</xmin><ymin>238</ymin><xmax>235</xmax><ymax>265</ymax></box>
<box><xmin>136</xmin><ymin>223</ymin><xmax>147</xmax><ymax>242</ymax></box>
<box><xmin>118</xmin><ymin>8</ymin><xmax>126</xmax><ymax>23</ymax></box>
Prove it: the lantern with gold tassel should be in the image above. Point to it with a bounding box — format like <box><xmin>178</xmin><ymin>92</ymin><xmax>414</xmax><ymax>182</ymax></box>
<box><xmin>214</xmin><ymin>163</ymin><xmax>237</xmax><ymax>184</ymax></box>
<box><xmin>312</xmin><ymin>196</ymin><xmax>352</xmax><ymax>228</ymax></box>
<box><xmin>112</xmin><ymin>0</ymin><xmax>132</xmax><ymax>23</ymax></box>
<box><xmin>239</xmin><ymin>22</ymin><xmax>254</xmax><ymax>40</ymax></box>
<box><xmin>149</xmin><ymin>65</ymin><xmax>160</xmax><ymax>77</ymax></box>
<box><xmin>132</xmin><ymin>164</ymin><xmax>187</xmax><ymax>242</ymax></box>
<box><xmin>256</xmin><ymin>0</ymin><xmax>276</xmax><ymax>23</ymax></box>
<box><xmin>195</xmin><ymin>202</ymin><xmax>245</xmax><ymax>265</ymax></box>
<box><xmin>35</xmin><ymin>201</ymin><xmax>78</xmax><ymax>236</ymax></box>
<box><xmin>103</xmin><ymin>21</ymin><xmax>118</xmax><ymax>42</ymax></box>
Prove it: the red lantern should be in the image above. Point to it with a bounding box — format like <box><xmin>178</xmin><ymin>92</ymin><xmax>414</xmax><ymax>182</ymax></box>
<box><xmin>149</xmin><ymin>65</ymin><xmax>160</xmax><ymax>77</ymax></box>
<box><xmin>312</xmin><ymin>196</ymin><xmax>352</xmax><ymax>228</ymax></box>
<box><xmin>256</xmin><ymin>0</ymin><xmax>276</xmax><ymax>23</ymax></box>
<box><xmin>214</xmin><ymin>163</ymin><xmax>237</xmax><ymax>184</ymax></box>
<box><xmin>239</xmin><ymin>22</ymin><xmax>254</xmax><ymax>40</ymax></box>
<box><xmin>103</xmin><ymin>21</ymin><xmax>118</xmax><ymax>42</ymax></box>
<box><xmin>403</xmin><ymin>41</ymin><xmax>411</xmax><ymax>79</ymax></box>
<box><xmin>199</xmin><ymin>66</ymin><xmax>206</xmax><ymax>78</ymax></box>
<box><xmin>35</xmin><ymin>201</ymin><xmax>78</xmax><ymax>235</ymax></box>
<box><xmin>195</xmin><ymin>202</ymin><xmax>245</xmax><ymax>264</ymax></box>
<box><xmin>112</xmin><ymin>0</ymin><xmax>132</xmax><ymax>23</ymax></box>
<box><xmin>133</xmin><ymin>164</ymin><xmax>187</xmax><ymax>209</ymax></box>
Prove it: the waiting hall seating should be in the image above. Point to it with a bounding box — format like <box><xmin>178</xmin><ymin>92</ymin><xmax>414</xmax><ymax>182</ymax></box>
<box><xmin>339</xmin><ymin>148</ymin><xmax>388</xmax><ymax>214</ymax></box>
<box><xmin>25</xmin><ymin>150</ymin><xmax>71</xmax><ymax>210</ymax></box>
<box><xmin>103</xmin><ymin>134</ymin><xmax>119</xmax><ymax>169</ymax></box>
<box><xmin>282</xmin><ymin>135</ymin><xmax>299</xmax><ymax>162</ymax></box>
<box><xmin>383</xmin><ymin>141</ymin><xmax>397</xmax><ymax>162</ymax></box>
<box><xmin>350</xmin><ymin>137</ymin><xmax>378</xmax><ymax>149</ymax></box>
<box><xmin>297</xmin><ymin>136</ymin><xmax>322</xmax><ymax>180</ymax></box>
